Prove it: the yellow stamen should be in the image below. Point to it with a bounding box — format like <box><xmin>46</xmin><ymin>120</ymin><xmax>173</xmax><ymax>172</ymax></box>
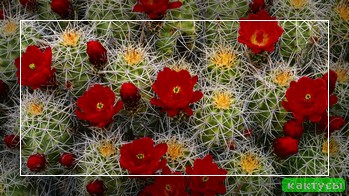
<box><xmin>322</xmin><ymin>139</ymin><xmax>339</xmax><ymax>157</ymax></box>
<box><xmin>250</xmin><ymin>31</ymin><xmax>269</xmax><ymax>47</ymax></box>
<box><xmin>272</xmin><ymin>70</ymin><xmax>294</xmax><ymax>86</ymax></box>
<box><xmin>305</xmin><ymin>94</ymin><xmax>311</xmax><ymax>100</ymax></box>
<box><xmin>213</xmin><ymin>91</ymin><xmax>232</xmax><ymax>110</ymax></box>
<box><xmin>211</xmin><ymin>49</ymin><xmax>237</xmax><ymax>68</ymax></box>
<box><xmin>240</xmin><ymin>153</ymin><xmax>260</xmax><ymax>175</ymax></box>
<box><xmin>124</xmin><ymin>48</ymin><xmax>143</xmax><ymax>65</ymax></box>
<box><xmin>336</xmin><ymin>2</ymin><xmax>349</xmax><ymax>21</ymax></box>
<box><xmin>289</xmin><ymin>0</ymin><xmax>308</xmax><ymax>9</ymax></box>
<box><xmin>62</xmin><ymin>30</ymin><xmax>80</xmax><ymax>47</ymax></box>
<box><xmin>96</xmin><ymin>102</ymin><xmax>104</xmax><ymax>110</ymax></box>
<box><xmin>173</xmin><ymin>86</ymin><xmax>181</xmax><ymax>94</ymax></box>
<box><xmin>29</xmin><ymin>63</ymin><xmax>36</xmax><ymax>70</ymax></box>
<box><xmin>99</xmin><ymin>142</ymin><xmax>116</xmax><ymax>158</ymax></box>
<box><xmin>136</xmin><ymin>153</ymin><xmax>145</xmax><ymax>159</ymax></box>
<box><xmin>28</xmin><ymin>103</ymin><xmax>43</xmax><ymax>116</ymax></box>
<box><xmin>2</xmin><ymin>20</ymin><xmax>17</xmax><ymax>36</ymax></box>
<box><xmin>202</xmin><ymin>176</ymin><xmax>209</xmax><ymax>182</ymax></box>
<box><xmin>166</xmin><ymin>139</ymin><xmax>184</xmax><ymax>161</ymax></box>
<box><xmin>165</xmin><ymin>184</ymin><xmax>171</xmax><ymax>191</ymax></box>
<box><xmin>335</xmin><ymin>68</ymin><xmax>348</xmax><ymax>83</ymax></box>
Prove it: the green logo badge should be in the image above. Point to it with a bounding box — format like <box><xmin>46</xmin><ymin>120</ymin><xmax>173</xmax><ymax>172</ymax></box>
<box><xmin>282</xmin><ymin>178</ymin><xmax>346</xmax><ymax>192</ymax></box>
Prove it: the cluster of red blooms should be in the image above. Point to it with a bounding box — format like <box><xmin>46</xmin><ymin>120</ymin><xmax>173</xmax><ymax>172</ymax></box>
<box><xmin>19</xmin><ymin>0</ymin><xmax>73</xmax><ymax>19</ymax></box>
<box><xmin>85</xmin><ymin>137</ymin><xmax>227</xmax><ymax>196</ymax></box>
<box><xmin>273</xmin><ymin>71</ymin><xmax>346</xmax><ymax>159</ymax></box>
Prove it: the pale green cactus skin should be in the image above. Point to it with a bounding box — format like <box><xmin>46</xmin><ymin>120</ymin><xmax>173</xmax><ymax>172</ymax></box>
<box><xmin>205</xmin><ymin>0</ymin><xmax>249</xmax><ymax>20</ymax></box>
<box><xmin>21</xmin><ymin>90</ymin><xmax>73</xmax><ymax>175</ymax></box>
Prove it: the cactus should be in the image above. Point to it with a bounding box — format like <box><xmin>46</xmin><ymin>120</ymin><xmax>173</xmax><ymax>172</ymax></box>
<box><xmin>46</xmin><ymin>21</ymin><xmax>101</xmax><ymax>97</ymax></box>
<box><xmin>205</xmin><ymin>0</ymin><xmax>249</xmax><ymax>20</ymax></box>
<box><xmin>247</xmin><ymin>65</ymin><xmax>298</xmax><ymax>136</ymax></box>
<box><xmin>194</xmin><ymin>85</ymin><xmax>245</xmax><ymax>149</ymax></box>
<box><xmin>75</xmin><ymin>126</ymin><xmax>124</xmax><ymax>175</ymax></box>
<box><xmin>21</xmin><ymin>89</ymin><xmax>73</xmax><ymax>175</ymax></box>
<box><xmin>101</xmin><ymin>42</ymin><xmax>157</xmax><ymax>101</ymax></box>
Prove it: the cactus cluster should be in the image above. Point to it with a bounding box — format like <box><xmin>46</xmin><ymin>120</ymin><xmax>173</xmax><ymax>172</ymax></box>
<box><xmin>0</xmin><ymin>0</ymin><xmax>348</xmax><ymax>195</ymax></box>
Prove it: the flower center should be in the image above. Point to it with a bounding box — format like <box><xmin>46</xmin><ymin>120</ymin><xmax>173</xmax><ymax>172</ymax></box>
<box><xmin>272</xmin><ymin>71</ymin><xmax>294</xmax><ymax>86</ymax></box>
<box><xmin>165</xmin><ymin>184</ymin><xmax>172</xmax><ymax>191</ymax></box>
<box><xmin>322</xmin><ymin>139</ymin><xmax>339</xmax><ymax>157</ymax></box>
<box><xmin>136</xmin><ymin>153</ymin><xmax>145</xmax><ymax>159</ymax></box>
<box><xmin>99</xmin><ymin>142</ymin><xmax>116</xmax><ymax>158</ymax></box>
<box><xmin>290</xmin><ymin>0</ymin><xmax>308</xmax><ymax>9</ymax></box>
<box><xmin>335</xmin><ymin>68</ymin><xmax>348</xmax><ymax>83</ymax></box>
<box><xmin>336</xmin><ymin>2</ymin><xmax>349</xmax><ymax>21</ymax></box>
<box><xmin>305</xmin><ymin>94</ymin><xmax>311</xmax><ymax>100</ymax></box>
<box><xmin>240</xmin><ymin>153</ymin><xmax>260</xmax><ymax>175</ymax></box>
<box><xmin>124</xmin><ymin>48</ymin><xmax>143</xmax><ymax>66</ymax></box>
<box><xmin>28</xmin><ymin>103</ymin><xmax>43</xmax><ymax>116</ymax></box>
<box><xmin>173</xmin><ymin>86</ymin><xmax>181</xmax><ymax>94</ymax></box>
<box><xmin>202</xmin><ymin>176</ymin><xmax>209</xmax><ymax>182</ymax></box>
<box><xmin>96</xmin><ymin>102</ymin><xmax>104</xmax><ymax>110</ymax></box>
<box><xmin>2</xmin><ymin>20</ymin><xmax>17</xmax><ymax>36</ymax></box>
<box><xmin>250</xmin><ymin>30</ymin><xmax>269</xmax><ymax>47</ymax></box>
<box><xmin>211</xmin><ymin>49</ymin><xmax>237</xmax><ymax>68</ymax></box>
<box><xmin>62</xmin><ymin>30</ymin><xmax>80</xmax><ymax>47</ymax></box>
<box><xmin>29</xmin><ymin>63</ymin><xmax>36</xmax><ymax>70</ymax></box>
<box><xmin>213</xmin><ymin>91</ymin><xmax>232</xmax><ymax>110</ymax></box>
<box><xmin>166</xmin><ymin>139</ymin><xmax>184</xmax><ymax>161</ymax></box>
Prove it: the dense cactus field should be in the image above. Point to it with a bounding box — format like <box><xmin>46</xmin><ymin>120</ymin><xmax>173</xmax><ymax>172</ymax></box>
<box><xmin>1</xmin><ymin>0</ymin><xmax>348</xmax><ymax>195</ymax></box>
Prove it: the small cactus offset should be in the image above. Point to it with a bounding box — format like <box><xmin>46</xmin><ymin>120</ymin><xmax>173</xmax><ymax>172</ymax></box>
<box><xmin>0</xmin><ymin>1</ymin><xmax>348</xmax><ymax>196</ymax></box>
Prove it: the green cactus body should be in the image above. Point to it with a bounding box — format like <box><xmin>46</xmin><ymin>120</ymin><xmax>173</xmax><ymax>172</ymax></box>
<box><xmin>86</xmin><ymin>2</ymin><xmax>139</xmax><ymax>40</ymax></box>
<box><xmin>205</xmin><ymin>45</ymin><xmax>241</xmax><ymax>84</ymax></box>
<box><xmin>34</xmin><ymin>0</ymin><xmax>84</xmax><ymax>20</ymax></box>
<box><xmin>0</xmin><ymin>19</ymin><xmax>20</xmax><ymax>83</ymax></box>
<box><xmin>102</xmin><ymin>46</ymin><xmax>156</xmax><ymax>101</ymax></box>
<box><xmin>50</xmin><ymin>24</ymin><xmax>99</xmax><ymax>97</ymax></box>
<box><xmin>330</xmin><ymin>2</ymin><xmax>349</xmax><ymax>58</ymax></box>
<box><xmin>224</xmin><ymin>149</ymin><xmax>275</xmax><ymax>194</ymax></box>
<box><xmin>205</xmin><ymin>21</ymin><xmax>239</xmax><ymax>47</ymax></box>
<box><xmin>21</xmin><ymin>90</ymin><xmax>73</xmax><ymax>174</ymax></box>
<box><xmin>77</xmin><ymin>127</ymin><xmax>124</xmax><ymax>175</ymax></box>
<box><xmin>155</xmin><ymin>21</ymin><xmax>196</xmax><ymax>57</ymax></box>
<box><xmin>195</xmin><ymin>88</ymin><xmax>244</xmax><ymax>149</ymax></box>
<box><xmin>281</xmin><ymin>132</ymin><xmax>328</xmax><ymax>175</ymax></box>
<box><xmin>279</xmin><ymin>21</ymin><xmax>316</xmax><ymax>62</ymax></box>
<box><xmin>332</xmin><ymin>63</ymin><xmax>349</xmax><ymax>119</ymax></box>
<box><xmin>205</xmin><ymin>0</ymin><xmax>249</xmax><ymax>20</ymax></box>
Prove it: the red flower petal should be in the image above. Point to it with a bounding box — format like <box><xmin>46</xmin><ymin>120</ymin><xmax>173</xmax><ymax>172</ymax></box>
<box><xmin>167</xmin><ymin>2</ymin><xmax>182</xmax><ymax>9</ymax></box>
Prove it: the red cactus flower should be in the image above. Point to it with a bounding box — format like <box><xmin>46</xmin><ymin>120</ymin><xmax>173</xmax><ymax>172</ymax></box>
<box><xmin>4</xmin><ymin>134</ymin><xmax>20</xmax><ymax>149</ymax></box>
<box><xmin>76</xmin><ymin>84</ymin><xmax>123</xmax><ymax>128</ymax></box>
<box><xmin>283</xmin><ymin>119</ymin><xmax>304</xmax><ymax>139</ymax></box>
<box><xmin>151</xmin><ymin>67</ymin><xmax>203</xmax><ymax>117</ymax></box>
<box><xmin>120</xmin><ymin>137</ymin><xmax>167</xmax><ymax>175</ymax></box>
<box><xmin>0</xmin><ymin>80</ymin><xmax>9</xmax><ymax>100</ymax></box>
<box><xmin>86</xmin><ymin>179</ymin><xmax>106</xmax><ymax>196</ymax></box>
<box><xmin>139</xmin><ymin>166</ymin><xmax>188</xmax><ymax>196</ymax></box>
<box><xmin>0</xmin><ymin>10</ymin><xmax>4</xmax><ymax>20</ymax></box>
<box><xmin>322</xmin><ymin>70</ymin><xmax>337</xmax><ymax>95</ymax></box>
<box><xmin>120</xmin><ymin>82</ymin><xmax>141</xmax><ymax>109</ymax></box>
<box><xmin>51</xmin><ymin>0</ymin><xmax>73</xmax><ymax>19</ymax></box>
<box><xmin>27</xmin><ymin>153</ymin><xmax>46</xmax><ymax>172</ymax></box>
<box><xmin>317</xmin><ymin>114</ymin><xmax>346</xmax><ymax>136</ymax></box>
<box><xmin>282</xmin><ymin>76</ymin><xmax>328</xmax><ymax>123</ymax></box>
<box><xmin>133</xmin><ymin>0</ymin><xmax>182</xmax><ymax>19</ymax></box>
<box><xmin>186</xmin><ymin>155</ymin><xmax>227</xmax><ymax>196</ymax></box>
<box><xmin>86</xmin><ymin>40</ymin><xmax>108</xmax><ymax>67</ymax></box>
<box><xmin>238</xmin><ymin>9</ymin><xmax>284</xmax><ymax>54</ymax></box>
<box><xmin>15</xmin><ymin>46</ymin><xmax>55</xmax><ymax>90</ymax></box>
<box><xmin>250</xmin><ymin>0</ymin><xmax>265</xmax><ymax>13</ymax></box>
<box><xmin>59</xmin><ymin>153</ymin><xmax>76</xmax><ymax>168</ymax></box>
<box><xmin>273</xmin><ymin>136</ymin><xmax>298</xmax><ymax>159</ymax></box>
